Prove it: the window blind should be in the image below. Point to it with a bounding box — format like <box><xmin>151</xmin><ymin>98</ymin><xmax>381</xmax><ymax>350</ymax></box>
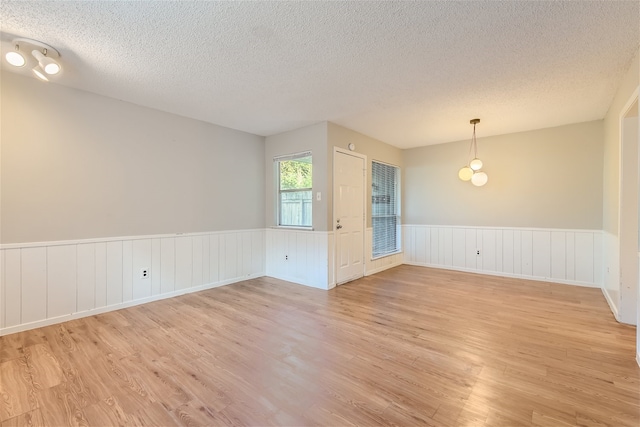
<box><xmin>372</xmin><ymin>161</ymin><xmax>400</xmax><ymax>258</ymax></box>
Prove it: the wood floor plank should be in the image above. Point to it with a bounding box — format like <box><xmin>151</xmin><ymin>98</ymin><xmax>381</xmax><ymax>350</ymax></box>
<box><xmin>37</xmin><ymin>383</ymin><xmax>89</xmax><ymax>427</ymax></box>
<box><xmin>0</xmin><ymin>265</ymin><xmax>637</xmax><ymax>426</ymax></box>
<box><xmin>24</xmin><ymin>344</ymin><xmax>63</xmax><ymax>391</ymax></box>
<box><xmin>0</xmin><ymin>357</ymin><xmax>37</xmax><ymax>422</ymax></box>
<box><xmin>0</xmin><ymin>409</ymin><xmax>44</xmax><ymax>427</ymax></box>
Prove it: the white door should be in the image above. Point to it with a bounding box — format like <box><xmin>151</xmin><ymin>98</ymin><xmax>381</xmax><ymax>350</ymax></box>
<box><xmin>334</xmin><ymin>150</ymin><xmax>365</xmax><ymax>285</ymax></box>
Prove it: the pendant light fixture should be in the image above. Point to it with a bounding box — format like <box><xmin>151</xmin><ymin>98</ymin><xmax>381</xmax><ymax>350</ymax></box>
<box><xmin>458</xmin><ymin>118</ymin><xmax>488</xmax><ymax>187</ymax></box>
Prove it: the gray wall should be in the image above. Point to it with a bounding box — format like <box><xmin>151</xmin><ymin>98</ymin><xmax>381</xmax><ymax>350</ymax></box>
<box><xmin>402</xmin><ymin>120</ymin><xmax>604</xmax><ymax>229</ymax></box>
<box><xmin>1</xmin><ymin>71</ymin><xmax>265</xmax><ymax>243</ymax></box>
<box><xmin>264</xmin><ymin>122</ymin><xmax>403</xmax><ymax>231</ymax></box>
<box><xmin>264</xmin><ymin>122</ymin><xmax>329</xmax><ymax>231</ymax></box>
<box><xmin>327</xmin><ymin>123</ymin><xmax>403</xmax><ymax>228</ymax></box>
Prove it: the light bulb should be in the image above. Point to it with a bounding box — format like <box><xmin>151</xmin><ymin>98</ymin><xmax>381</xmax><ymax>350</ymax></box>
<box><xmin>471</xmin><ymin>172</ymin><xmax>488</xmax><ymax>187</ymax></box>
<box><xmin>6</xmin><ymin>51</ymin><xmax>25</xmax><ymax>67</ymax></box>
<box><xmin>44</xmin><ymin>62</ymin><xmax>60</xmax><ymax>74</ymax></box>
<box><xmin>32</xmin><ymin>50</ymin><xmax>61</xmax><ymax>75</ymax></box>
<box><xmin>469</xmin><ymin>158</ymin><xmax>483</xmax><ymax>171</ymax></box>
<box><xmin>32</xmin><ymin>66</ymin><xmax>49</xmax><ymax>81</ymax></box>
<box><xmin>458</xmin><ymin>166</ymin><xmax>473</xmax><ymax>181</ymax></box>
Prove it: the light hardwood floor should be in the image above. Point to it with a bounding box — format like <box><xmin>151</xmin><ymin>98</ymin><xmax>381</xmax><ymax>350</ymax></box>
<box><xmin>0</xmin><ymin>265</ymin><xmax>638</xmax><ymax>426</ymax></box>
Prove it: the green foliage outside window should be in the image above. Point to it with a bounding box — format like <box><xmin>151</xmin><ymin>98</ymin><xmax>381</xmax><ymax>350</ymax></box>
<box><xmin>279</xmin><ymin>157</ymin><xmax>312</xmax><ymax>190</ymax></box>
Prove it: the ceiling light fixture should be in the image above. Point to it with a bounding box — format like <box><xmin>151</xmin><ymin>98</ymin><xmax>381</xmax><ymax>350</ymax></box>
<box><xmin>458</xmin><ymin>119</ymin><xmax>488</xmax><ymax>187</ymax></box>
<box><xmin>5</xmin><ymin>45</ymin><xmax>25</xmax><ymax>67</ymax></box>
<box><xmin>32</xmin><ymin>49</ymin><xmax>60</xmax><ymax>75</ymax></box>
<box><xmin>4</xmin><ymin>37</ymin><xmax>62</xmax><ymax>80</ymax></box>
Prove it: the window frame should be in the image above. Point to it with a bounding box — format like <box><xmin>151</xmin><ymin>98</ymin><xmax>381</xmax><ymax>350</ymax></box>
<box><xmin>371</xmin><ymin>160</ymin><xmax>401</xmax><ymax>259</ymax></box>
<box><xmin>275</xmin><ymin>151</ymin><xmax>313</xmax><ymax>229</ymax></box>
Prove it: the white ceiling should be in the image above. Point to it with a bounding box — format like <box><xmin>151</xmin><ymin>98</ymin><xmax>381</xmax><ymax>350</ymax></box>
<box><xmin>1</xmin><ymin>1</ymin><xmax>638</xmax><ymax>148</ymax></box>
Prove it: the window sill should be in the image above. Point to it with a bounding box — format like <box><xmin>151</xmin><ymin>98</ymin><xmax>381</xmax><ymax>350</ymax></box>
<box><xmin>371</xmin><ymin>250</ymin><xmax>403</xmax><ymax>261</ymax></box>
<box><xmin>271</xmin><ymin>226</ymin><xmax>314</xmax><ymax>231</ymax></box>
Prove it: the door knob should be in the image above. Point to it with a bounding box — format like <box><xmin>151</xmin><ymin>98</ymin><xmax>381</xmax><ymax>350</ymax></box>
<box><xmin>336</xmin><ymin>224</ymin><xmax>343</xmax><ymax>230</ymax></box>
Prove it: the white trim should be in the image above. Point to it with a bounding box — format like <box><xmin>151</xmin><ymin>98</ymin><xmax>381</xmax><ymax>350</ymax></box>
<box><xmin>620</xmin><ymin>86</ymin><xmax>639</xmax><ymax>119</ymax></box>
<box><xmin>333</xmin><ymin>147</ymin><xmax>368</xmax><ymax>286</ymax></box>
<box><xmin>370</xmin><ymin>158</ymin><xmax>401</xmax><ymax>168</ymax></box>
<box><xmin>602</xmin><ymin>287</ymin><xmax>620</xmax><ymax>322</ymax></box>
<box><xmin>402</xmin><ymin>224</ymin><xmax>600</xmax><ymax>233</ymax></box>
<box><xmin>371</xmin><ymin>251</ymin><xmax>403</xmax><ymax>261</ymax></box>
<box><xmin>0</xmin><ymin>228</ymin><xmax>266</xmax><ymax>250</ymax></box>
<box><xmin>402</xmin><ymin>224</ymin><xmax>603</xmax><ymax>288</ymax></box>
<box><xmin>617</xmin><ymin>87</ymin><xmax>640</xmax><ymax>327</ymax></box>
<box><xmin>0</xmin><ymin>272</ymin><xmax>263</xmax><ymax>337</ymax></box>
<box><xmin>365</xmin><ymin>259</ymin><xmax>403</xmax><ymax>276</ymax></box>
<box><xmin>636</xmin><ymin>352</ymin><xmax>640</xmax><ymax>368</ymax></box>
<box><xmin>270</xmin><ymin>226</ymin><xmax>314</xmax><ymax>231</ymax></box>
<box><xmin>404</xmin><ymin>261</ymin><xmax>600</xmax><ymax>288</ymax></box>
<box><xmin>269</xmin><ymin>275</ymin><xmax>329</xmax><ymax>290</ymax></box>
<box><xmin>336</xmin><ymin>273</ymin><xmax>364</xmax><ymax>286</ymax></box>
<box><xmin>273</xmin><ymin>150</ymin><xmax>312</xmax><ymax>162</ymax></box>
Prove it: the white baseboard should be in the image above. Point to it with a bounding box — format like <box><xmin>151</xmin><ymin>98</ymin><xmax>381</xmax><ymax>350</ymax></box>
<box><xmin>601</xmin><ymin>287</ymin><xmax>620</xmax><ymax>322</ymax></box>
<box><xmin>0</xmin><ymin>272</ymin><xmax>264</xmax><ymax>337</ymax></box>
<box><xmin>265</xmin><ymin>274</ymin><xmax>329</xmax><ymax>290</ymax></box>
<box><xmin>365</xmin><ymin>260</ymin><xmax>403</xmax><ymax>276</ymax></box>
<box><xmin>403</xmin><ymin>261</ymin><xmax>600</xmax><ymax>288</ymax></box>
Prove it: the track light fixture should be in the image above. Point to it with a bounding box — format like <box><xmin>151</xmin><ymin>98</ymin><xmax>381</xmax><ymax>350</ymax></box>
<box><xmin>4</xmin><ymin>37</ymin><xmax>62</xmax><ymax>81</ymax></box>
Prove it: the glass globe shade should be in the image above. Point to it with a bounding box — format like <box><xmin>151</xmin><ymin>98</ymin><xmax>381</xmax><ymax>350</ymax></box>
<box><xmin>469</xmin><ymin>158</ymin><xmax>483</xmax><ymax>171</ymax></box>
<box><xmin>458</xmin><ymin>166</ymin><xmax>473</xmax><ymax>181</ymax></box>
<box><xmin>471</xmin><ymin>171</ymin><xmax>488</xmax><ymax>187</ymax></box>
<box><xmin>6</xmin><ymin>51</ymin><xmax>25</xmax><ymax>67</ymax></box>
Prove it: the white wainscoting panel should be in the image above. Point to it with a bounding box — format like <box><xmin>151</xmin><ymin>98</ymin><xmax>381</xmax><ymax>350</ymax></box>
<box><xmin>403</xmin><ymin>225</ymin><xmax>603</xmax><ymax>288</ymax></box>
<box><xmin>95</xmin><ymin>243</ymin><xmax>107</xmax><ymax>309</ymax></box>
<box><xmin>265</xmin><ymin>229</ymin><xmax>331</xmax><ymax>289</ymax></box>
<box><xmin>365</xmin><ymin>228</ymin><xmax>403</xmax><ymax>276</ymax></box>
<box><xmin>77</xmin><ymin>243</ymin><xmax>96</xmax><ymax>313</ymax></box>
<box><xmin>175</xmin><ymin>236</ymin><xmax>193</xmax><ymax>291</ymax></box>
<box><xmin>0</xmin><ymin>229</ymin><xmax>265</xmax><ymax>336</ymax></box>
<box><xmin>4</xmin><ymin>250</ymin><xmax>21</xmax><ymax>328</ymax></box>
<box><xmin>106</xmin><ymin>241</ymin><xmax>123</xmax><ymax>306</ymax></box>
<box><xmin>601</xmin><ymin>231</ymin><xmax>620</xmax><ymax>320</ymax></box>
<box><xmin>132</xmin><ymin>239</ymin><xmax>152</xmax><ymax>301</ymax></box>
<box><xmin>22</xmin><ymin>247</ymin><xmax>47</xmax><ymax>324</ymax></box>
<box><xmin>47</xmin><ymin>245</ymin><xmax>77</xmax><ymax>319</ymax></box>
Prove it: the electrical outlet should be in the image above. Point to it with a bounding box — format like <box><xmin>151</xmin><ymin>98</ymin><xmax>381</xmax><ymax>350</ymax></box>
<box><xmin>140</xmin><ymin>268</ymin><xmax>149</xmax><ymax>279</ymax></box>
<box><xmin>285</xmin><ymin>255</ymin><xmax>288</xmax><ymax>260</ymax></box>
<box><xmin>476</xmin><ymin>250</ymin><xmax>481</xmax><ymax>256</ymax></box>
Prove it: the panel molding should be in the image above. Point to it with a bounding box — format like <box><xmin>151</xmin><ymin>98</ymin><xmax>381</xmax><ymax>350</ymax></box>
<box><xmin>403</xmin><ymin>225</ymin><xmax>603</xmax><ymax>288</ymax></box>
<box><xmin>1</xmin><ymin>229</ymin><xmax>265</xmax><ymax>336</ymax></box>
<box><xmin>365</xmin><ymin>228</ymin><xmax>403</xmax><ymax>276</ymax></box>
<box><xmin>1</xmin><ymin>225</ymin><xmax>608</xmax><ymax>336</ymax></box>
<box><xmin>265</xmin><ymin>229</ymin><xmax>331</xmax><ymax>290</ymax></box>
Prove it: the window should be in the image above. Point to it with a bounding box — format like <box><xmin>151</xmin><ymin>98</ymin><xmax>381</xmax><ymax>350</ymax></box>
<box><xmin>372</xmin><ymin>161</ymin><xmax>400</xmax><ymax>258</ymax></box>
<box><xmin>276</xmin><ymin>152</ymin><xmax>312</xmax><ymax>227</ymax></box>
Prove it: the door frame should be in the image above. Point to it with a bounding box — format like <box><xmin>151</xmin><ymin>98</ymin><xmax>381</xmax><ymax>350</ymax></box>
<box><xmin>332</xmin><ymin>147</ymin><xmax>367</xmax><ymax>286</ymax></box>
<box><xmin>617</xmin><ymin>86</ymin><xmax>639</xmax><ymax>326</ymax></box>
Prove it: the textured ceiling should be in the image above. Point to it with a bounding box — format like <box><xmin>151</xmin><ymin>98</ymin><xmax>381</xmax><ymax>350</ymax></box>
<box><xmin>1</xmin><ymin>1</ymin><xmax>639</xmax><ymax>148</ymax></box>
